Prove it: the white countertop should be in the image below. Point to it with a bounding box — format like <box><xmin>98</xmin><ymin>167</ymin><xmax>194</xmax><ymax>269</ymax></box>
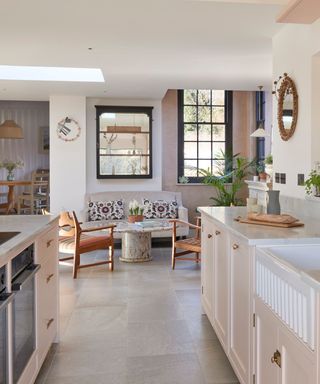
<box><xmin>198</xmin><ymin>206</ymin><xmax>320</xmax><ymax>246</ymax></box>
<box><xmin>198</xmin><ymin>206</ymin><xmax>320</xmax><ymax>287</ymax></box>
<box><xmin>0</xmin><ymin>214</ymin><xmax>59</xmax><ymax>267</ymax></box>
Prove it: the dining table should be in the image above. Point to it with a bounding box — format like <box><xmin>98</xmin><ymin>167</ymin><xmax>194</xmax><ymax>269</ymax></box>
<box><xmin>0</xmin><ymin>180</ymin><xmax>32</xmax><ymax>214</ymax></box>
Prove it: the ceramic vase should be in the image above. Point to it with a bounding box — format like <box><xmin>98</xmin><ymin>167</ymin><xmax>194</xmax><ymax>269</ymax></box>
<box><xmin>7</xmin><ymin>170</ymin><xmax>14</xmax><ymax>181</ymax></box>
<box><xmin>267</xmin><ymin>190</ymin><xmax>281</xmax><ymax>215</ymax></box>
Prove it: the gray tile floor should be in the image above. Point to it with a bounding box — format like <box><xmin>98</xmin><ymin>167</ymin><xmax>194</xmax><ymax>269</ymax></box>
<box><xmin>36</xmin><ymin>247</ymin><xmax>239</xmax><ymax>384</ymax></box>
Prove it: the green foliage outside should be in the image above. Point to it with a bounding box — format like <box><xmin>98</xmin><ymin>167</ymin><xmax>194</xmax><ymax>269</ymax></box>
<box><xmin>200</xmin><ymin>151</ymin><xmax>255</xmax><ymax>206</ymax></box>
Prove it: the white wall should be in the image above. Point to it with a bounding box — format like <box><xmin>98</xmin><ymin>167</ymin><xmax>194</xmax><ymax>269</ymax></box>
<box><xmin>86</xmin><ymin>98</ymin><xmax>162</xmax><ymax>192</ymax></box>
<box><xmin>272</xmin><ymin>21</ymin><xmax>320</xmax><ymax>198</ymax></box>
<box><xmin>49</xmin><ymin>95</ymin><xmax>86</xmax><ymax>214</ymax></box>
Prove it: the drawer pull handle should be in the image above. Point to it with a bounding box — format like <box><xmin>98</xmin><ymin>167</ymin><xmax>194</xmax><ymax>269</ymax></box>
<box><xmin>271</xmin><ymin>350</ymin><xmax>281</xmax><ymax>368</ymax></box>
<box><xmin>46</xmin><ymin>239</ymin><xmax>54</xmax><ymax>248</ymax></box>
<box><xmin>46</xmin><ymin>318</ymin><xmax>54</xmax><ymax>329</ymax></box>
<box><xmin>208</xmin><ymin>234</ymin><xmax>213</xmax><ymax>239</ymax></box>
<box><xmin>46</xmin><ymin>273</ymin><xmax>54</xmax><ymax>283</ymax></box>
<box><xmin>215</xmin><ymin>230</ymin><xmax>221</xmax><ymax>235</ymax></box>
<box><xmin>232</xmin><ymin>244</ymin><xmax>239</xmax><ymax>250</ymax></box>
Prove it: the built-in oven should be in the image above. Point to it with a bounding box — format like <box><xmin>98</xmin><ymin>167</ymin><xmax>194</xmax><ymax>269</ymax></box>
<box><xmin>11</xmin><ymin>245</ymin><xmax>40</xmax><ymax>384</ymax></box>
<box><xmin>0</xmin><ymin>265</ymin><xmax>14</xmax><ymax>384</ymax></box>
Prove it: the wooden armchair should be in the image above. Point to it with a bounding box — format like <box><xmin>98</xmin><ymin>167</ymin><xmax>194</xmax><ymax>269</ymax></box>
<box><xmin>59</xmin><ymin>211</ymin><xmax>116</xmax><ymax>278</ymax></box>
<box><xmin>170</xmin><ymin>217</ymin><xmax>201</xmax><ymax>269</ymax></box>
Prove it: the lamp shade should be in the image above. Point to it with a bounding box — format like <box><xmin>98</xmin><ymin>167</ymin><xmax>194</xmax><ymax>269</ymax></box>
<box><xmin>0</xmin><ymin>120</ymin><xmax>23</xmax><ymax>139</ymax></box>
<box><xmin>250</xmin><ymin>123</ymin><xmax>270</xmax><ymax>138</ymax></box>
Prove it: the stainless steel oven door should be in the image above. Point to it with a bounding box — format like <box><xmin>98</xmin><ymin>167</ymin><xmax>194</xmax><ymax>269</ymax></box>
<box><xmin>12</xmin><ymin>264</ymin><xmax>40</xmax><ymax>384</ymax></box>
<box><xmin>0</xmin><ymin>293</ymin><xmax>14</xmax><ymax>384</ymax></box>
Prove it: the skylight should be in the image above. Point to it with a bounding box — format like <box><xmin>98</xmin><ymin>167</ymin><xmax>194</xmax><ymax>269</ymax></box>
<box><xmin>0</xmin><ymin>66</ymin><xmax>105</xmax><ymax>82</ymax></box>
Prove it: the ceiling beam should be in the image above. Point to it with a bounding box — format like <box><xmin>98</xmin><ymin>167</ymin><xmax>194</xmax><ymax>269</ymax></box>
<box><xmin>277</xmin><ymin>0</ymin><xmax>320</xmax><ymax>24</ymax></box>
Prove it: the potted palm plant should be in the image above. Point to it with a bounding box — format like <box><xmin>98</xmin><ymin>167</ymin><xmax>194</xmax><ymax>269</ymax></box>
<box><xmin>200</xmin><ymin>151</ymin><xmax>255</xmax><ymax>206</ymax></box>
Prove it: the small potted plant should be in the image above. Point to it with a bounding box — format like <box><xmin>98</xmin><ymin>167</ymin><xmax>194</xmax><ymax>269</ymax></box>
<box><xmin>256</xmin><ymin>161</ymin><xmax>268</xmax><ymax>182</ymax></box>
<box><xmin>305</xmin><ymin>169</ymin><xmax>320</xmax><ymax>197</ymax></box>
<box><xmin>128</xmin><ymin>200</ymin><xmax>144</xmax><ymax>223</ymax></box>
<box><xmin>0</xmin><ymin>159</ymin><xmax>24</xmax><ymax>181</ymax></box>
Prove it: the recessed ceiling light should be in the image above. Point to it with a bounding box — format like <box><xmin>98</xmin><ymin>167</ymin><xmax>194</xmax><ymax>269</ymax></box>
<box><xmin>0</xmin><ymin>65</ymin><xmax>104</xmax><ymax>83</ymax></box>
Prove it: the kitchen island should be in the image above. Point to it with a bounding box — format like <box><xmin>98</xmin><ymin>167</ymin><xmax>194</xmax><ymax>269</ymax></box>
<box><xmin>198</xmin><ymin>206</ymin><xmax>320</xmax><ymax>384</ymax></box>
<box><xmin>0</xmin><ymin>214</ymin><xmax>59</xmax><ymax>384</ymax></box>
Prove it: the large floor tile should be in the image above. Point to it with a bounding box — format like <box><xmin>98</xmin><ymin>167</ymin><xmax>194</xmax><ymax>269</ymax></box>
<box><xmin>35</xmin><ymin>247</ymin><xmax>239</xmax><ymax>384</ymax></box>
<box><xmin>128</xmin><ymin>294</ymin><xmax>183</xmax><ymax>323</ymax></box>
<box><xmin>196</xmin><ymin>339</ymin><xmax>239</xmax><ymax>384</ymax></box>
<box><xmin>127</xmin><ymin>353</ymin><xmax>206</xmax><ymax>384</ymax></box>
<box><xmin>47</xmin><ymin>347</ymin><xmax>126</xmax><ymax>378</ymax></box>
<box><xmin>127</xmin><ymin>320</ymin><xmax>193</xmax><ymax>357</ymax></box>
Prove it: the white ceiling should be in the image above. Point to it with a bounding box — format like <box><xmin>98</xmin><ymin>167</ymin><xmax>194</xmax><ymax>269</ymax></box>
<box><xmin>0</xmin><ymin>0</ymin><xmax>285</xmax><ymax>100</ymax></box>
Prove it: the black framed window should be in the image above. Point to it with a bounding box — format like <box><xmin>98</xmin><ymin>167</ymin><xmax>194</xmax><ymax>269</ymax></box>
<box><xmin>95</xmin><ymin>105</ymin><xmax>153</xmax><ymax>179</ymax></box>
<box><xmin>178</xmin><ymin>89</ymin><xmax>233</xmax><ymax>183</ymax></box>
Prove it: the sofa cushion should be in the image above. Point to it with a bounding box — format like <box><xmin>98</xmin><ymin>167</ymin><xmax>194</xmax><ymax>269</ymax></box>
<box><xmin>88</xmin><ymin>200</ymin><xmax>124</xmax><ymax>221</ymax></box>
<box><xmin>143</xmin><ymin>199</ymin><xmax>178</xmax><ymax>219</ymax></box>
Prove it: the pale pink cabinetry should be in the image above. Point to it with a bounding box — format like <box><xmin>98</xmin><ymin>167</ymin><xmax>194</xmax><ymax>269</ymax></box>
<box><xmin>201</xmin><ymin>215</ymin><xmax>214</xmax><ymax>323</ymax></box>
<box><xmin>201</xmin><ymin>214</ymin><xmax>254</xmax><ymax>384</ymax></box>
<box><xmin>229</xmin><ymin>234</ymin><xmax>252</xmax><ymax>384</ymax></box>
<box><xmin>35</xmin><ymin>225</ymin><xmax>59</xmax><ymax>367</ymax></box>
<box><xmin>255</xmin><ymin>297</ymin><xmax>316</xmax><ymax>384</ymax></box>
<box><xmin>17</xmin><ymin>222</ymin><xmax>59</xmax><ymax>384</ymax></box>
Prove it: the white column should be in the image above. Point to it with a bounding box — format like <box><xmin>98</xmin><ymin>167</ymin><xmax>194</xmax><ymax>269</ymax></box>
<box><xmin>49</xmin><ymin>95</ymin><xmax>86</xmax><ymax>214</ymax></box>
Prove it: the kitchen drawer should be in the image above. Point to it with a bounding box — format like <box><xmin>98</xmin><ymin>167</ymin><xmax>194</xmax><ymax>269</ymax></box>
<box><xmin>35</xmin><ymin>225</ymin><xmax>58</xmax><ymax>265</ymax></box>
<box><xmin>37</xmin><ymin>276</ymin><xmax>57</xmax><ymax>365</ymax></box>
<box><xmin>36</xmin><ymin>253</ymin><xmax>58</xmax><ymax>364</ymax></box>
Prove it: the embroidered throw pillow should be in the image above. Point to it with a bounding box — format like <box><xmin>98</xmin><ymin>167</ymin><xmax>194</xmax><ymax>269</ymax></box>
<box><xmin>142</xmin><ymin>199</ymin><xmax>178</xmax><ymax>219</ymax></box>
<box><xmin>88</xmin><ymin>200</ymin><xmax>124</xmax><ymax>221</ymax></box>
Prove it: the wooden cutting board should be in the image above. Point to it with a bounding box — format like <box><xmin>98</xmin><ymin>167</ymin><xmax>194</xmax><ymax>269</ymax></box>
<box><xmin>239</xmin><ymin>218</ymin><xmax>304</xmax><ymax>228</ymax></box>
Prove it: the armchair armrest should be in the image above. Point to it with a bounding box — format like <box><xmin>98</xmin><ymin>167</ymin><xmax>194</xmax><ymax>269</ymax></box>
<box><xmin>169</xmin><ymin>219</ymin><xmax>200</xmax><ymax>231</ymax></box>
<box><xmin>81</xmin><ymin>224</ymin><xmax>116</xmax><ymax>234</ymax></box>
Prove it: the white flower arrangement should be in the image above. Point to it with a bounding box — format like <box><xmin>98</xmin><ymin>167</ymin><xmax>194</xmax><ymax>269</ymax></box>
<box><xmin>128</xmin><ymin>199</ymin><xmax>144</xmax><ymax>216</ymax></box>
<box><xmin>0</xmin><ymin>159</ymin><xmax>24</xmax><ymax>172</ymax></box>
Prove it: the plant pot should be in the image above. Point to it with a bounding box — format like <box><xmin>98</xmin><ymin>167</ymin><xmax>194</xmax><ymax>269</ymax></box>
<box><xmin>259</xmin><ymin>172</ymin><xmax>268</xmax><ymax>182</ymax></box>
<box><xmin>265</xmin><ymin>164</ymin><xmax>273</xmax><ymax>181</ymax></box>
<box><xmin>128</xmin><ymin>215</ymin><xmax>144</xmax><ymax>223</ymax></box>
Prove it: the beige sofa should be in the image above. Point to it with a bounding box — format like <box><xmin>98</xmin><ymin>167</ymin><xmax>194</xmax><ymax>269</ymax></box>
<box><xmin>81</xmin><ymin>190</ymin><xmax>189</xmax><ymax>238</ymax></box>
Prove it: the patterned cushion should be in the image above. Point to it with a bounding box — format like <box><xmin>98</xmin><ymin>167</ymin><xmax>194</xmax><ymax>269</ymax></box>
<box><xmin>142</xmin><ymin>199</ymin><xmax>178</xmax><ymax>219</ymax></box>
<box><xmin>88</xmin><ymin>200</ymin><xmax>124</xmax><ymax>221</ymax></box>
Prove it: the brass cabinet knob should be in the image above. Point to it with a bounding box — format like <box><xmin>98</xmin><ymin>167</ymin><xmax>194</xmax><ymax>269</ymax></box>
<box><xmin>215</xmin><ymin>230</ymin><xmax>221</xmax><ymax>235</ymax></box>
<box><xmin>232</xmin><ymin>244</ymin><xmax>239</xmax><ymax>250</ymax></box>
<box><xmin>46</xmin><ymin>273</ymin><xmax>54</xmax><ymax>284</ymax></box>
<box><xmin>46</xmin><ymin>239</ymin><xmax>54</xmax><ymax>248</ymax></box>
<box><xmin>46</xmin><ymin>318</ymin><xmax>54</xmax><ymax>329</ymax></box>
<box><xmin>208</xmin><ymin>234</ymin><xmax>213</xmax><ymax>239</ymax></box>
<box><xmin>271</xmin><ymin>350</ymin><xmax>281</xmax><ymax>368</ymax></box>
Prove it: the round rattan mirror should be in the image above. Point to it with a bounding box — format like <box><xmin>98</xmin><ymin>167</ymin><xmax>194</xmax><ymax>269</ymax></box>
<box><xmin>277</xmin><ymin>74</ymin><xmax>298</xmax><ymax>141</ymax></box>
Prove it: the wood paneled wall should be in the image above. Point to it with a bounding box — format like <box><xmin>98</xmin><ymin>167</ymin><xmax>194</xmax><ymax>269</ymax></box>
<box><xmin>0</xmin><ymin>101</ymin><xmax>49</xmax><ymax>198</ymax></box>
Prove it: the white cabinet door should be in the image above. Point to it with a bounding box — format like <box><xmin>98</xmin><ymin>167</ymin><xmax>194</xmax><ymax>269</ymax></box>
<box><xmin>255</xmin><ymin>298</ymin><xmax>279</xmax><ymax>384</ymax></box>
<box><xmin>201</xmin><ymin>215</ymin><xmax>214</xmax><ymax>324</ymax></box>
<box><xmin>212</xmin><ymin>224</ymin><xmax>228</xmax><ymax>350</ymax></box>
<box><xmin>35</xmin><ymin>223</ymin><xmax>59</xmax><ymax>365</ymax></box>
<box><xmin>278</xmin><ymin>325</ymin><xmax>316</xmax><ymax>384</ymax></box>
<box><xmin>229</xmin><ymin>235</ymin><xmax>251</xmax><ymax>384</ymax></box>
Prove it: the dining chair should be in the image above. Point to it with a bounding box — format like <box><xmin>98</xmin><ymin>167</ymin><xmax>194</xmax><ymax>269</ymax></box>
<box><xmin>170</xmin><ymin>217</ymin><xmax>201</xmax><ymax>269</ymax></box>
<box><xmin>59</xmin><ymin>211</ymin><xmax>116</xmax><ymax>278</ymax></box>
<box><xmin>17</xmin><ymin>171</ymin><xmax>49</xmax><ymax>214</ymax></box>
